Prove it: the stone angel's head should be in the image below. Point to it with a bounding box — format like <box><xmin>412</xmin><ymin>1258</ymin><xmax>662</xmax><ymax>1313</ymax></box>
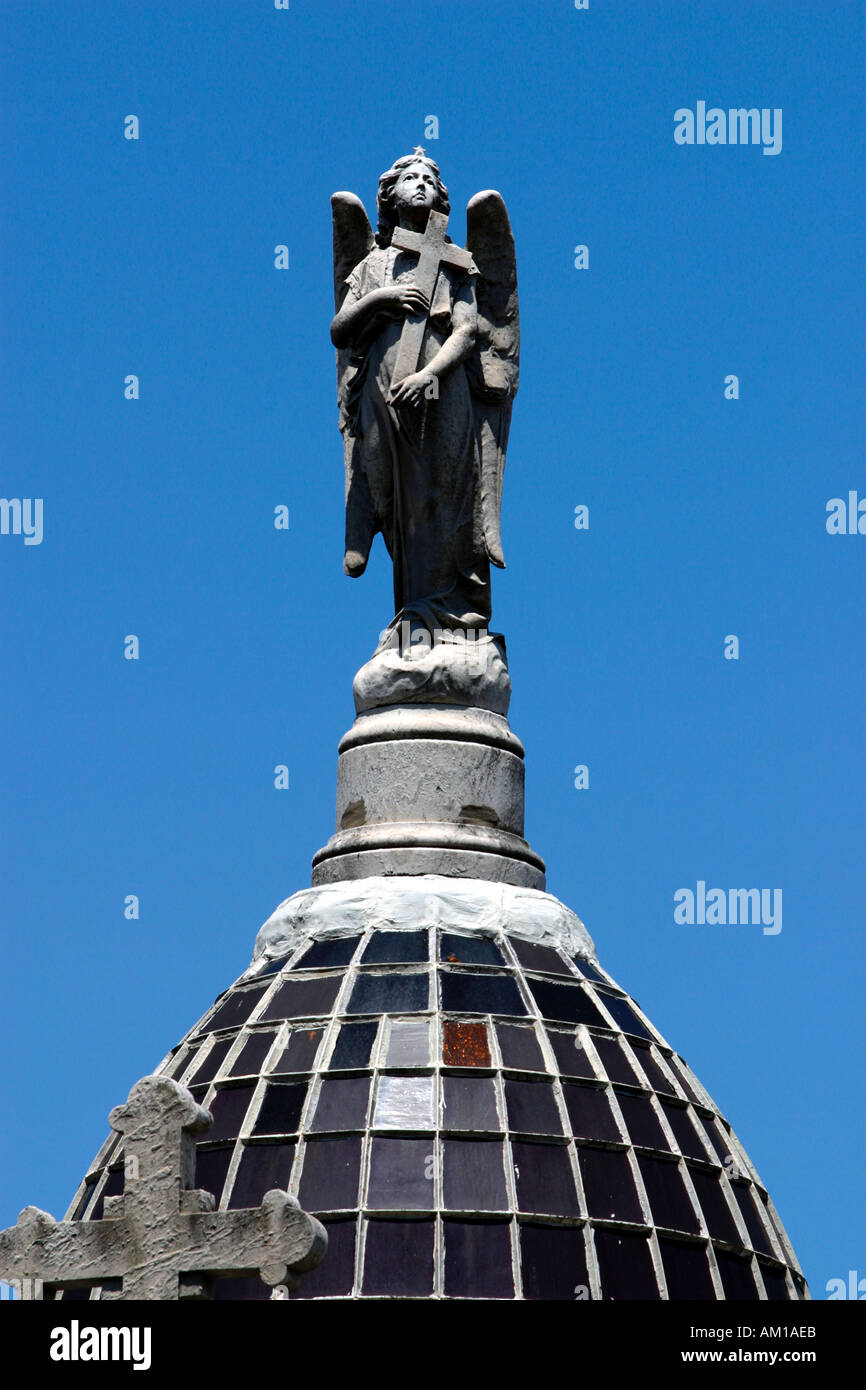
<box><xmin>376</xmin><ymin>152</ymin><xmax>450</xmax><ymax>246</ymax></box>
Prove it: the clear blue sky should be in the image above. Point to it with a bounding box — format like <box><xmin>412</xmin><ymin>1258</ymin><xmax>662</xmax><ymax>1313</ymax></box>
<box><xmin>1</xmin><ymin>1</ymin><xmax>863</xmax><ymax>1298</ymax></box>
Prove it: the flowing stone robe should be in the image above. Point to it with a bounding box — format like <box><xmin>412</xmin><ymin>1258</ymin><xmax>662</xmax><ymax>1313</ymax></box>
<box><xmin>342</xmin><ymin>244</ymin><xmax>491</xmax><ymax>637</ymax></box>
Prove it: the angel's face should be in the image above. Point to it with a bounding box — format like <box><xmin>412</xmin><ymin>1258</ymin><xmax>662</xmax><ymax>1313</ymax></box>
<box><xmin>393</xmin><ymin>162</ymin><xmax>437</xmax><ymax>212</ymax></box>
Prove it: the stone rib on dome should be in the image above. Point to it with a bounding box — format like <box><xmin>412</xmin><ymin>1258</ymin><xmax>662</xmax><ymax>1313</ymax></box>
<box><xmin>65</xmin><ymin>880</ymin><xmax>808</xmax><ymax>1302</ymax></box>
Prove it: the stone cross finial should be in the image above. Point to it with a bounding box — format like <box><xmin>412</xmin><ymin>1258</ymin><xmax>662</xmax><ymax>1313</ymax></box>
<box><xmin>0</xmin><ymin>1075</ymin><xmax>326</xmax><ymax>1300</ymax></box>
<box><xmin>390</xmin><ymin>209</ymin><xmax>474</xmax><ymax>385</ymax></box>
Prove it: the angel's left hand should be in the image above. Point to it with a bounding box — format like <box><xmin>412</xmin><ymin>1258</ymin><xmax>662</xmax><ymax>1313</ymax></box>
<box><xmin>388</xmin><ymin>369</ymin><xmax>435</xmax><ymax>408</ymax></box>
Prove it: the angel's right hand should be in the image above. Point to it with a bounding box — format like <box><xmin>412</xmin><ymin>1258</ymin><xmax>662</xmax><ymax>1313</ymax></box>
<box><xmin>378</xmin><ymin>285</ymin><xmax>430</xmax><ymax>318</ymax></box>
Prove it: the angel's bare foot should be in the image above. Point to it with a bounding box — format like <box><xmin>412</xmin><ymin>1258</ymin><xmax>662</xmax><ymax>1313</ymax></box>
<box><xmin>344</xmin><ymin>549</ymin><xmax>367</xmax><ymax>577</ymax></box>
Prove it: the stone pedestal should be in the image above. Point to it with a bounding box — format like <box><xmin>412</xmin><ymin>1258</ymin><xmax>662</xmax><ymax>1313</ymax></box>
<box><xmin>312</xmin><ymin>704</ymin><xmax>545</xmax><ymax>890</ymax></box>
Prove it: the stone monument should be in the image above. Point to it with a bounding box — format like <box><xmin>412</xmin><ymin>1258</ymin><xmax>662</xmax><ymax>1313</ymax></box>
<box><xmin>316</xmin><ymin>148</ymin><xmax>542</xmax><ymax>891</ymax></box>
<box><xmin>2</xmin><ymin>151</ymin><xmax>810</xmax><ymax>1301</ymax></box>
<box><xmin>0</xmin><ymin>1077</ymin><xmax>325</xmax><ymax>1300</ymax></box>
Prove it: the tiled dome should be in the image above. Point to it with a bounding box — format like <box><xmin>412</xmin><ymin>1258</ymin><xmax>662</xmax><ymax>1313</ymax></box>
<box><xmin>66</xmin><ymin>919</ymin><xmax>808</xmax><ymax>1301</ymax></box>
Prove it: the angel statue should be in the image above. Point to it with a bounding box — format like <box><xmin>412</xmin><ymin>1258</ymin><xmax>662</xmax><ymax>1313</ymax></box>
<box><xmin>330</xmin><ymin>150</ymin><xmax>519</xmax><ymax>713</ymax></box>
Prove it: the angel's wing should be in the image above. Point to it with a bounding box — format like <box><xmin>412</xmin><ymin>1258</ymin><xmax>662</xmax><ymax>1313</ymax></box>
<box><xmin>332</xmin><ymin>191</ymin><xmax>373</xmax><ymax>310</ymax></box>
<box><xmin>331</xmin><ymin>192</ymin><xmax>378</xmax><ymax>575</ymax></box>
<box><xmin>465</xmin><ymin>191</ymin><xmax>519</xmax><ymax>570</ymax></box>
